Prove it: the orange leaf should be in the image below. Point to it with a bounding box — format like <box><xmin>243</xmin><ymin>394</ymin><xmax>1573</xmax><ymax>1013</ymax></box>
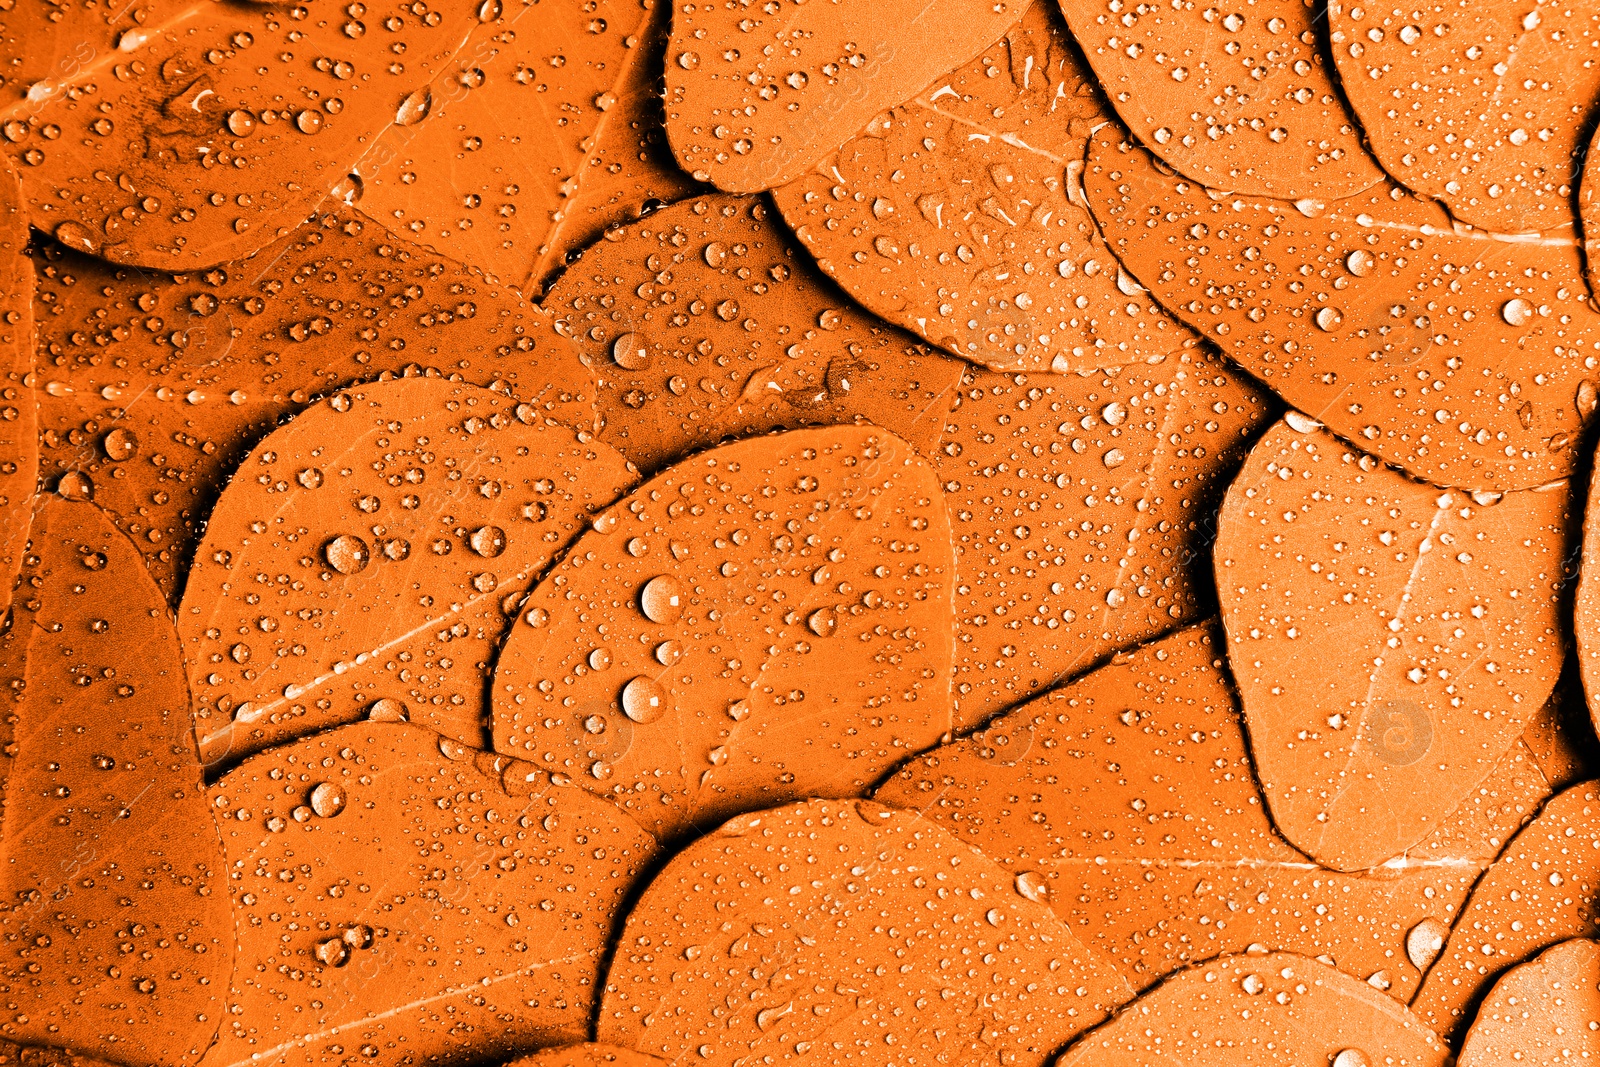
<box><xmin>179</xmin><ymin>376</ymin><xmax>634</xmax><ymax>768</ymax></box>
<box><xmin>492</xmin><ymin>425</ymin><xmax>953</xmax><ymax>841</ymax></box>
<box><xmin>773</xmin><ymin>3</ymin><xmax>1199</xmax><ymax>373</ymax></box>
<box><xmin>0</xmin><ymin>497</ymin><xmax>232</xmax><ymax>1065</ymax></box>
<box><xmin>205</xmin><ymin>722</ymin><xmax>657</xmax><ymax>1067</ymax></box>
<box><xmin>0</xmin><ymin>155</ymin><xmax>33</xmax><ymax>621</ymax></box>
<box><xmin>1085</xmin><ymin>126</ymin><xmax>1600</xmax><ymax>491</ymax></box>
<box><xmin>597</xmin><ymin>798</ymin><xmax>1132</xmax><ymax>1065</ymax></box>
<box><xmin>1457</xmin><ymin>939</ymin><xmax>1600</xmax><ymax>1067</ymax></box>
<box><xmin>34</xmin><ymin>210</ymin><xmax>593</xmax><ymax>600</ymax></box>
<box><xmin>544</xmin><ymin>194</ymin><xmax>965</xmax><ymax>475</ymax></box>
<box><xmin>663</xmin><ymin>0</ymin><xmax>1028</xmax><ymax>191</ymax></box>
<box><xmin>1057</xmin><ymin>0</ymin><xmax>1384</xmax><ymax>198</ymax></box>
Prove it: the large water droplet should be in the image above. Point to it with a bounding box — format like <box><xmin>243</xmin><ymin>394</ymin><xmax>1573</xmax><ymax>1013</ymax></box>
<box><xmin>324</xmin><ymin>534</ymin><xmax>370</xmax><ymax>574</ymax></box>
<box><xmin>612</xmin><ymin>332</ymin><xmax>650</xmax><ymax>370</ymax></box>
<box><xmin>1405</xmin><ymin>917</ymin><xmax>1448</xmax><ymax>971</ymax></box>
<box><xmin>640</xmin><ymin>575</ymin><xmax>684</xmax><ymax>623</ymax></box>
<box><xmin>396</xmin><ymin>87</ymin><xmax>433</xmax><ymax>125</ymax></box>
<box><xmin>621</xmin><ymin>676</ymin><xmax>668</xmax><ymax>723</ymax></box>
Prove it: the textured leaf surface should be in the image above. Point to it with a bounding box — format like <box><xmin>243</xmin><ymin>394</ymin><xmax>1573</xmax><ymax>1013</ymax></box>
<box><xmin>773</xmin><ymin>2</ymin><xmax>1198</xmax><ymax>373</ymax></box>
<box><xmin>935</xmin><ymin>355</ymin><xmax>1270</xmax><ymax>727</ymax></box>
<box><xmin>1</xmin><ymin>0</ymin><xmax>491</xmax><ymax>269</ymax></box>
<box><xmin>33</xmin><ymin>210</ymin><xmax>594</xmax><ymax>600</ymax></box>
<box><xmin>353</xmin><ymin>0</ymin><xmax>700</xmax><ymax>295</ymax></box>
<box><xmin>1057</xmin><ymin>951</ymin><xmax>1448</xmax><ymax>1067</ymax></box>
<box><xmin>1412</xmin><ymin>781</ymin><xmax>1600</xmax><ymax>1045</ymax></box>
<box><xmin>0</xmin><ymin>155</ymin><xmax>33</xmax><ymax>621</ymax></box>
<box><xmin>663</xmin><ymin>0</ymin><xmax>1026</xmax><ymax>191</ymax></box>
<box><xmin>507</xmin><ymin>1047</ymin><xmax>666</xmax><ymax>1067</ymax></box>
<box><xmin>597</xmin><ymin>798</ymin><xmax>1132</xmax><ymax>1066</ymax></box>
<box><xmin>1085</xmin><ymin>126</ymin><xmax>1600</xmax><ymax>491</ymax></box>
<box><xmin>1458</xmin><ymin>939</ymin><xmax>1600</xmax><ymax>1067</ymax></box>
<box><xmin>1329</xmin><ymin>0</ymin><xmax>1600</xmax><ymax>235</ymax></box>
<box><xmin>1217</xmin><ymin>418</ymin><xmax>1567</xmax><ymax>871</ymax></box>
<box><xmin>204</xmin><ymin>722</ymin><xmax>657</xmax><ymax>1067</ymax></box>
<box><xmin>1058</xmin><ymin>0</ymin><xmax>1384</xmax><ymax>199</ymax></box>
<box><xmin>544</xmin><ymin>194</ymin><xmax>965</xmax><ymax>474</ymax></box>
<box><xmin>0</xmin><ymin>497</ymin><xmax>232</xmax><ymax>1065</ymax></box>
<box><xmin>493</xmin><ymin>426</ymin><xmax>953</xmax><ymax>841</ymax></box>
<box><xmin>179</xmin><ymin>376</ymin><xmax>634</xmax><ymax>767</ymax></box>
<box><xmin>876</xmin><ymin>623</ymin><xmax>1562</xmax><ymax>1002</ymax></box>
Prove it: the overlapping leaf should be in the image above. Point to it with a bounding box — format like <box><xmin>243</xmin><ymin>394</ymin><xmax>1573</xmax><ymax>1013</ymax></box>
<box><xmin>772</xmin><ymin>2</ymin><xmax>1198</xmax><ymax>373</ymax></box>
<box><xmin>0</xmin><ymin>155</ymin><xmax>32</xmax><ymax>620</ymax></box>
<box><xmin>205</xmin><ymin>721</ymin><xmax>657</xmax><ymax>1067</ymax></box>
<box><xmin>875</xmin><ymin>623</ymin><xmax>1564</xmax><ymax>1002</ymax></box>
<box><xmin>1458</xmin><ymin>939</ymin><xmax>1600</xmax><ymax>1066</ymax></box>
<box><xmin>352</xmin><ymin>0</ymin><xmax>700</xmax><ymax>295</ymax></box>
<box><xmin>1411</xmin><ymin>781</ymin><xmax>1600</xmax><ymax>1045</ymax></box>
<box><xmin>1056</xmin><ymin>951</ymin><xmax>1448</xmax><ymax>1066</ymax></box>
<box><xmin>0</xmin><ymin>496</ymin><xmax>232</xmax><ymax>1065</ymax></box>
<box><xmin>1573</xmin><ymin>434</ymin><xmax>1600</xmax><ymax>737</ymax></box>
<box><xmin>934</xmin><ymin>354</ymin><xmax>1270</xmax><ymax>728</ymax></box>
<box><xmin>596</xmin><ymin>798</ymin><xmax>1132</xmax><ymax>1065</ymax></box>
<box><xmin>544</xmin><ymin>194</ymin><xmax>965</xmax><ymax>474</ymax></box>
<box><xmin>1</xmin><ymin>0</ymin><xmax>500</xmax><ymax>269</ymax></box>
<box><xmin>1057</xmin><ymin>0</ymin><xmax>1384</xmax><ymax>199</ymax></box>
<box><xmin>34</xmin><ymin>209</ymin><xmax>593</xmax><ymax>600</ymax></box>
<box><xmin>1329</xmin><ymin>0</ymin><xmax>1600</xmax><ymax>235</ymax></box>
<box><xmin>1217</xmin><ymin>418</ymin><xmax>1567</xmax><ymax>871</ymax></box>
<box><xmin>492</xmin><ymin>425</ymin><xmax>953</xmax><ymax>841</ymax></box>
<box><xmin>1084</xmin><ymin>126</ymin><xmax>1600</xmax><ymax>491</ymax></box>
<box><xmin>663</xmin><ymin>0</ymin><xmax>1027</xmax><ymax>191</ymax></box>
<box><xmin>179</xmin><ymin>376</ymin><xmax>634</xmax><ymax>768</ymax></box>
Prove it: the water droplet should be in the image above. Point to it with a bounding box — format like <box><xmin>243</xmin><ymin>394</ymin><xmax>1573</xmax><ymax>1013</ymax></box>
<box><xmin>1014</xmin><ymin>871</ymin><xmax>1049</xmax><ymax>903</ymax></box>
<box><xmin>56</xmin><ymin>471</ymin><xmax>94</xmax><ymax>501</ymax></box>
<box><xmin>367</xmin><ymin>698</ymin><xmax>408</xmax><ymax>722</ymax></box>
<box><xmin>1241</xmin><ymin>973</ymin><xmax>1265</xmax><ymax>995</ymax></box>
<box><xmin>102</xmin><ymin>427</ymin><xmax>138</xmax><ymax>461</ymax></box>
<box><xmin>1345</xmin><ymin>249</ymin><xmax>1375</xmax><ymax>277</ymax></box>
<box><xmin>396</xmin><ymin>87</ymin><xmax>432</xmax><ymax>125</ymax></box>
<box><xmin>1405</xmin><ymin>917</ymin><xmax>1448</xmax><ymax>971</ymax></box>
<box><xmin>612</xmin><ymin>332</ymin><xmax>650</xmax><ymax>370</ymax></box>
<box><xmin>640</xmin><ymin>575</ymin><xmax>684</xmax><ymax>623</ymax></box>
<box><xmin>807</xmin><ymin>607</ymin><xmax>836</xmax><ymax>637</ymax></box>
<box><xmin>324</xmin><ymin>534</ymin><xmax>370</xmax><ymax>575</ymax></box>
<box><xmin>1284</xmin><ymin>410</ymin><xmax>1323</xmax><ymax>433</ymax></box>
<box><xmin>316</xmin><ymin>938</ymin><xmax>350</xmax><ymax>967</ymax></box>
<box><xmin>1315</xmin><ymin>307</ymin><xmax>1344</xmax><ymax>332</ymax></box>
<box><xmin>1332</xmin><ymin>1051</ymin><xmax>1371</xmax><ymax>1067</ymax></box>
<box><xmin>310</xmin><ymin>782</ymin><xmax>346</xmax><ymax>817</ymax></box>
<box><xmin>1501</xmin><ymin>298</ymin><xmax>1534</xmax><ymax>327</ymax></box>
<box><xmin>621</xmin><ymin>675</ymin><xmax>668</xmax><ymax>723</ymax></box>
<box><xmin>469</xmin><ymin>526</ymin><xmax>506</xmax><ymax>557</ymax></box>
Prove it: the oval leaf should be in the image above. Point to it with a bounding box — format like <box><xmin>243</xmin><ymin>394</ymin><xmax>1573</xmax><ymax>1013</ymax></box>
<box><xmin>1329</xmin><ymin>0</ymin><xmax>1600</xmax><ymax>235</ymax></box>
<box><xmin>509</xmin><ymin>1047</ymin><xmax>666</xmax><ymax>1067</ymax></box>
<box><xmin>545</xmin><ymin>194</ymin><xmax>965</xmax><ymax>475</ymax></box>
<box><xmin>597</xmin><ymin>798</ymin><xmax>1132</xmax><ymax>1064</ymax></box>
<box><xmin>1058</xmin><ymin>0</ymin><xmax>1384</xmax><ymax>199</ymax></box>
<box><xmin>1085</xmin><ymin>126</ymin><xmax>1600</xmax><ymax>491</ymax></box>
<box><xmin>772</xmin><ymin>3</ymin><xmax>1199</xmax><ymax>373</ymax></box>
<box><xmin>876</xmin><ymin>623</ymin><xmax>1562</xmax><ymax>1002</ymax></box>
<box><xmin>1412</xmin><ymin>781</ymin><xmax>1600</xmax><ymax>1045</ymax></box>
<box><xmin>2</xmin><ymin>0</ymin><xmax>495</xmax><ymax>269</ymax></box>
<box><xmin>936</xmin><ymin>356</ymin><xmax>1270</xmax><ymax>727</ymax></box>
<box><xmin>34</xmin><ymin>209</ymin><xmax>594</xmax><ymax>600</ymax></box>
<box><xmin>1057</xmin><ymin>951</ymin><xmax>1448</xmax><ymax>1066</ymax></box>
<box><xmin>1216</xmin><ymin>418</ymin><xmax>1567</xmax><ymax>871</ymax></box>
<box><xmin>352</xmin><ymin>0</ymin><xmax>700</xmax><ymax>294</ymax></box>
<box><xmin>0</xmin><ymin>496</ymin><xmax>231</xmax><ymax>1064</ymax></box>
<box><xmin>206</xmin><ymin>721</ymin><xmax>657</xmax><ymax>1067</ymax></box>
<box><xmin>663</xmin><ymin>0</ymin><xmax>1026</xmax><ymax>191</ymax></box>
<box><xmin>1459</xmin><ymin>938</ymin><xmax>1600</xmax><ymax>1066</ymax></box>
<box><xmin>1574</xmin><ymin>435</ymin><xmax>1600</xmax><ymax>737</ymax></box>
<box><xmin>179</xmin><ymin>376</ymin><xmax>634</xmax><ymax>767</ymax></box>
<box><xmin>0</xmin><ymin>155</ymin><xmax>33</xmax><ymax>621</ymax></box>
<box><xmin>492</xmin><ymin>425</ymin><xmax>953</xmax><ymax>841</ymax></box>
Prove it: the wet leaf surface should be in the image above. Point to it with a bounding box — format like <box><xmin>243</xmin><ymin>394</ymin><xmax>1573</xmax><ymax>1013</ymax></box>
<box><xmin>1457</xmin><ymin>938</ymin><xmax>1600</xmax><ymax>1067</ymax></box>
<box><xmin>204</xmin><ymin>721</ymin><xmax>657</xmax><ymax>1067</ymax></box>
<box><xmin>544</xmin><ymin>194</ymin><xmax>965</xmax><ymax>474</ymax></box>
<box><xmin>1085</xmin><ymin>126</ymin><xmax>1600</xmax><ymax>492</ymax></box>
<box><xmin>1216</xmin><ymin>418</ymin><xmax>1568</xmax><ymax>871</ymax></box>
<box><xmin>353</xmin><ymin>0</ymin><xmax>701</xmax><ymax>296</ymax></box>
<box><xmin>1058</xmin><ymin>0</ymin><xmax>1384</xmax><ymax>199</ymax></box>
<box><xmin>1056</xmin><ymin>951</ymin><xmax>1449</xmax><ymax>1066</ymax></box>
<box><xmin>33</xmin><ymin>209</ymin><xmax>595</xmax><ymax>601</ymax></box>
<box><xmin>663</xmin><ymin>0</ymin><xmax>1026</xmax><ymax>191</ymax></box>
<box><xmin>492</xmin><ymin>425</ymin><xmax>953</xmax><ymax>842</ymax></box>
<box><xmin>0</xmin><ymin>1040</ymin><xmax>124</xmax><ymax>1067</ymax></box>
<box><xmin>1411</xmin><ymin>781</ymin><xmax>1600</xmax><ymax>1046</ymax></box>
<box><xmin>507</xmin><ymin>1046</ymin><xmax>666</xmax><ymax>1067</ymax></box>
<box><xmin>1329</xmin><ymin>0</ymin><xmax>1600</xmax><ymax>235</ymax></box>
<box><xmin>179</xmin><ymin>376</ymin><xmax>634</xmax><ymax>769</ymax></box>
<box><xmin>772</xmin><ymin>3</ymin><xmax>1198</xmax><ymax>373</ymax></box>
<box><xmin>596</xmin><ymin>797</ymin><xmax>1132</xmax><ymax>1065</ymax></box>
<box><xmin>875</xmin><ymin>623</ymin><xmax>1563</xmax><ymax>1002</ymax></box>
<box><xmin>935</xmin><ymin>354</ymin><xmax>1271</xmax><ymax>727</ymax></box>
<box><xmin>0</xmin><ymin>0</ymin><xmax>184</xmax><ymax>107</ymax></box>
<box><xmin>0</xmin><ymin>155</ymin><xmax>33</xmax><ymax>621</ymax></box>
<box><xmin>0</xmin><ymin>496</ymin><xmax>231</xmax><ymax>1065</ymax></box>
<box><xmin>1572</xmin><ymin>436</ymin><xmax>1600</xmax><ymax>740</ymax></box>
<box><xmin>1</xmin><ymin>0</ymin><xmax>500</xmax><ymax>270</ymax></box>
